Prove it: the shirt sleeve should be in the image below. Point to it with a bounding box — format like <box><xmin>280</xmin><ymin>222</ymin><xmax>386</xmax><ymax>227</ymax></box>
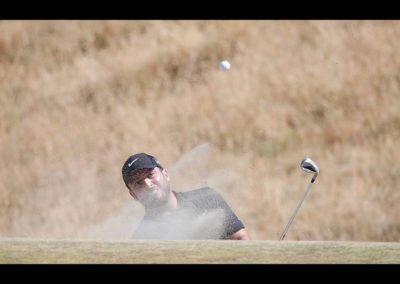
<box><xmin>188</xmin><ymin>187</ymin><xmax>245</xmax><ymax>238</ymax></box>
<box><xmin>210</xmin><ymin>190</ymin><xmax>245</xmax><ymax>237</ymax></box>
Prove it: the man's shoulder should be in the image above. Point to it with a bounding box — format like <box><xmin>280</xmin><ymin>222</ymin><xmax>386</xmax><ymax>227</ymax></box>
<box><xmin>175</xmin><ymin>187</ymin><xmax>225</xmax><ymax>210</ymax></box>
<box><xmin>178</xmin><ymin>187</ymin><xmax>219</xmax><ymax>199</ymax></box>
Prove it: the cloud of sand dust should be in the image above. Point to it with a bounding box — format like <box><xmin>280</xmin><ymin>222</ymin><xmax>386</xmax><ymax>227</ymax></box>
<box><xmin>83</xmin><ymin>142</ymin><xmax>238</xmax><ymax>240</ymax></box>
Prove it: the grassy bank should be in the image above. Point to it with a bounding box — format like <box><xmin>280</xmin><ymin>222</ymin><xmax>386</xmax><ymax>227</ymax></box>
<box><xmin>0</xmin><ymin>238</ymin><xmax>399</xmax><ymax>263</ymax></box>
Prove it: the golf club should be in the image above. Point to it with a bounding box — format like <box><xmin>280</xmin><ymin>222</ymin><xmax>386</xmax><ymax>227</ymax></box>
<box><xmin>279</xmin><ymin>157</ymin><xmax>319</xmax><ymax>240</ymax></box>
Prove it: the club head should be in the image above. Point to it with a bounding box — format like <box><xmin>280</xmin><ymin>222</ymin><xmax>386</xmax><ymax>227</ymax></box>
<box><xmin>300</xmin><ymin>157</ymin><xmax>319</xmax><ymax>183</ymax></box>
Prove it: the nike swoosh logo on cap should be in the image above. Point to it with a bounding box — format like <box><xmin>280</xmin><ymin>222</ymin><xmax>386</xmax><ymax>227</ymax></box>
<box><xmin>128</xmin><ymin>158</ymin><xmax>139</xmax><ymax>167</ymax></box>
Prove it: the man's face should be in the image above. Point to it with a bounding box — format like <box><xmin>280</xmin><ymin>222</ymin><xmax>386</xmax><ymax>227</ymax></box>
<box><xmin>128</xmin><ymin>167</ymin><xmax>171</xmax><ymax>207</ymax></box>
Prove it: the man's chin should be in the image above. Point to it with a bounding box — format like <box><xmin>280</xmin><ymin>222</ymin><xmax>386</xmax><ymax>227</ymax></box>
<box><xmin>141</xmin><ymin>192</ymin><xmax>168</xmax><ymax>208</ymax></box>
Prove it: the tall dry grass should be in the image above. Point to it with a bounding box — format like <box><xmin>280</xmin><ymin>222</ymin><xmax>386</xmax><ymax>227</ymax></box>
<box><xmin>1</xmin><ymin>20</ymin><xmax>399</xmax><ymax>241</ymax></box>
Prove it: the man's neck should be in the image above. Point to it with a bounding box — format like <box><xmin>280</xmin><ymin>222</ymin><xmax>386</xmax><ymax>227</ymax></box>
<box><xmin>168</xmin><ymin>190</ymin><xmax>178</xmax><ymax>210</ymax></box>
<box><xmin>145</xmin><ymin>190</ymin><xmax>178</xmax><ymax>215</ymax></box>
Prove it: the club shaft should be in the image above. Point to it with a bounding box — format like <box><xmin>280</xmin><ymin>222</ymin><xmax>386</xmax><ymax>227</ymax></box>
<box><xmin>279</xmin><ymin>182</ymin><xmax>314</xmax><ymax>240</ymax></box>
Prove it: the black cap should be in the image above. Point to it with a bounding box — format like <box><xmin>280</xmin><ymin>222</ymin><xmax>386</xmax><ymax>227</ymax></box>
<box><xmin>122</xmin><ymin>153</ymin><xmax>163</xmax><ymax>188</ymax></box>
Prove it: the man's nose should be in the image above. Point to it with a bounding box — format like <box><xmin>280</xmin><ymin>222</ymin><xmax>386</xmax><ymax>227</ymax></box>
<box><xmin>144</xmin><ymin>178</ymin><xmax>153</xmax><ymax>188</ymax></box>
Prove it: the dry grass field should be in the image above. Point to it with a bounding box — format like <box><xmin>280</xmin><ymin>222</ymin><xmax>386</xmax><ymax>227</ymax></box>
<box><xmin>1</xmin><ymin>20</ymin><xmax>400</xmax><ymax>242</ymax></box>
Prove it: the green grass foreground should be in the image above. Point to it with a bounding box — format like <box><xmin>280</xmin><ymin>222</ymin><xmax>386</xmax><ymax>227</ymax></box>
<box><xmin>0</xmin><ymin>238</ymin><xmax>399</xmax><ymax>264</ymax></box>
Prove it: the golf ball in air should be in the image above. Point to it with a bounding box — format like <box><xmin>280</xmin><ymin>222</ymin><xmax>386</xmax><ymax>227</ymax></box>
<box><xmin>219</xmin><ymin>60</ymin><xmax>230</xmax><ymax>71</ymax></box>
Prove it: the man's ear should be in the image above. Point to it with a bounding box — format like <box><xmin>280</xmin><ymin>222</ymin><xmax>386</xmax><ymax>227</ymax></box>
<box><xmin>162</xmin><ymin>168</ymin><xmax>170</xmax><ymax>182</ymax></box>
<box><xmin>128</xmin><ymin>188</ymin><xmax>138</xmax><ymax>200</ymax></box>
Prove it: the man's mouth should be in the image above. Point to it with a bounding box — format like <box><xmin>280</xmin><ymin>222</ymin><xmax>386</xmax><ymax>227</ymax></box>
<box><xmin>140</xmin><ymin>188</ymin><xmax>160</xmax><ymax>204</ymax></box>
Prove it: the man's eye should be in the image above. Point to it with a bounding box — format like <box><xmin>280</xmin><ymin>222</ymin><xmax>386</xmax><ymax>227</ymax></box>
<box><xmin>133</xmin><ymin>180</ymin><xmax>144</xmax><ymax>187</ymax></box>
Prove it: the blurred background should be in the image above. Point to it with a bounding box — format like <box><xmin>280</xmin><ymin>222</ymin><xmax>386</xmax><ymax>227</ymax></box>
<box><xmin>1</xmin><ymin>20</ymin><xmax>399</xmax><ymax>241</ymax></box>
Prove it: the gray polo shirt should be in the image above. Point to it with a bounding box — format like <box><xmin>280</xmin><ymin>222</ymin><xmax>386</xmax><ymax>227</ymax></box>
<box><xmin>132</xmin><ymin>187</ymin><xmax>245</xmax><ymax>240</ymax></box>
